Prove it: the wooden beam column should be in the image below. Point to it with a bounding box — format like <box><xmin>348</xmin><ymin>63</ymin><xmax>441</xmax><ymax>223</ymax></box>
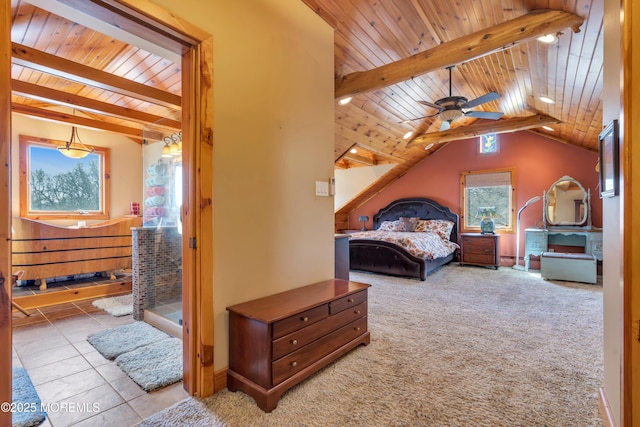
<box><xmin>0</xmin><ymin>0</ymin><xmax>13</xmax><ymax>424</ymax></box>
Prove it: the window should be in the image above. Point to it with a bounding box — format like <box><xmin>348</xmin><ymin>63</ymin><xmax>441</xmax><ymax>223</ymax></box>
<box><xmin>19</xmin><ymin>135</ymin><xmax>110</xmax><ymax>219</ymax></box>
<box><xmin>460</xmin><ymin>169</ymin><xmax>515</xmax><ymax>232</ymax></box>
<box><xmin>479</xmin><ymin>133</ymin><xmax>498</xmax><ymax>154</ymax></box>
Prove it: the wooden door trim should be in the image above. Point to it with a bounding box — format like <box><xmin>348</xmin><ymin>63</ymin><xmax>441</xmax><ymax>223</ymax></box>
<box><xmin>1</xmin><ymin>0</ymin><xmax>12</xmax><ymax>424</ymax></box>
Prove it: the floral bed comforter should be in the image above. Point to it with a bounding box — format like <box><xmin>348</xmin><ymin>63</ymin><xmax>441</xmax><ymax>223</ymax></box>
<box><xmin>348</xmin><ymin>230</ymin><xmax>459</xmax><ymax>260</ymax></box>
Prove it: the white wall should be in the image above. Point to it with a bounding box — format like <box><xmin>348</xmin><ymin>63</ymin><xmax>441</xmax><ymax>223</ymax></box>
<box><xmin>10</xmin><ymin>114</ymin><xmax>143</xmax><ymax>224</ymax></box>
<box><xmin>334</xmin><ymin>164</ymin><xmax>396</xmax><ymax>211</ymax></box>
<box><xmin>150</xmin><ymin>0</ymin><xmax>335</xmax><ymax>369</ymax></box>
<box><xmin>602</xmin><ymin>0</ymin><xmax>622</xmax><ymax>423</ymax></box>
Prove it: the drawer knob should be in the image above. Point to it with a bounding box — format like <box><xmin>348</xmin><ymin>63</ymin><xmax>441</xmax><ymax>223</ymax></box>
<box><xmin>355</xmin><ymin>327</ymin><xmax>361</xmax><ymax>331</ymax></box>
<box><xmin>291</xmin><ymin>361</ymin><xmax>297</xmax><ymax>367</ymax></box>
<box><xmin>354</xmin><ymin>310</ymin><xmax>361</xmax><ymax>314</ymax></box>
<box><xmin>301</xmin><ymin>316</ymin><xmax>309</xmax><ymax>322</ymax></box>
<box><xmin>291</xmin><ymin>339</ymin><xmax>298</xmax><ymax>345</ymax></box>
<box><xmin>347</xmin><ymin>298</ymin><xmax>354</xmax><ymax>303</ymax></box>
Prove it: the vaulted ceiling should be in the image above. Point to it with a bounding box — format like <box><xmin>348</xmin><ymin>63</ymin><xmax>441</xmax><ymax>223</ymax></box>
<box><xmin>302</xmin><ymin>0</ymin><xmax>602</xmax><ymax>214</ymax></box>
<box><xmin>9</xmin><ymin>0</ymin><xmax>603</xmax><ymax>215</ymax></box>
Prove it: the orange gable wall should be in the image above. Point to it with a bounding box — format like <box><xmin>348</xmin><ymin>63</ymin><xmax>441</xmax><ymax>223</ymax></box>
<box><xmin>349</xmin><ymin>131</ymin><xmax>601</xmax><ymax>262</ymax></box>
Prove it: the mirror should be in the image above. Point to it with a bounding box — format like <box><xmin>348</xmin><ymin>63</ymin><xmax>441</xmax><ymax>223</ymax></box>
<box><xmin>544</xmin><ymin>176</ymin><xmax>590</xmax><ymax>227</ymax></box>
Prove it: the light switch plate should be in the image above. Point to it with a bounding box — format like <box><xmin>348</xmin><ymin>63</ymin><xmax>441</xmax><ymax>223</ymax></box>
<box><xmin>315</xmin><ymin>181</ymin><xmax>329</xmax><ymax>196</ymax></box>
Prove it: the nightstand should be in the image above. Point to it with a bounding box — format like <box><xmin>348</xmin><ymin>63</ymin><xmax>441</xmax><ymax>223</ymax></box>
<box><xmin>459</xmin><ymin>233</ymin><xmax>500</xmax><ymax>269</ymax></box>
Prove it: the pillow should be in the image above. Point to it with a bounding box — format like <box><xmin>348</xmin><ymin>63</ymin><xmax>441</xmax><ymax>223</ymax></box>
<box><xmin>415</xmin><ymin>219</ymin><xmax>454</xmax><ymax>240</ymax></box>
<box><xmin>399</xmin><ymin>217</ymin><xmax>418</xmax><ymax>232</ymax></box>
<box><xmin>378</xmin><ymin>220</ymin><xmax>401</xmax><ymax>231</ymax></box>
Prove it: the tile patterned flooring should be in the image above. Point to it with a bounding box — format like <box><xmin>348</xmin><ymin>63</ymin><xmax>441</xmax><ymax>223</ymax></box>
<box><xmin>11</xmin><ymin>298</ymin><xmax>189</xmax><ymax>426</ymax></box>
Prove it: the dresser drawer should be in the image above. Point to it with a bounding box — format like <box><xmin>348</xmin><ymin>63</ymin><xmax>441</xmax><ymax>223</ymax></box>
<box><xmin>272</xmin><ymin>301</ymin><xmax>367</xmax><ymax>360</ymax></box>
<box><xmin>271</xmin><ymin>316</ymin><xmax>368</xmax><ymax>385</ymax></box>
<box><xmin>329</xmin><ymin>289</ymin><xmax>367</xmax><ymax>315</ymax></box>
<box><xmin>462</xmin><ymin>253</ymin><xmax>495</xmax><ymax>264</ymax></box>
<box><xmin>272</xmin><ymin>305</ymin><xmax>328</xmax><ymax>339</ymax></box>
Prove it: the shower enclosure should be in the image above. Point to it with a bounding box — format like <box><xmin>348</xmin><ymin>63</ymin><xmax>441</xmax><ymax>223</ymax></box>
<box><xmin>132</xmin><ymin>132</ymin><xmax>183</xmax><ymax>334</ymax></box>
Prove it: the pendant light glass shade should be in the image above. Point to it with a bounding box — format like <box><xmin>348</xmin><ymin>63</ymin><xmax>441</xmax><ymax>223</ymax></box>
<box><xmin>58</xmin><ymin>126</ymin><xmax>94</xmax><ymax>159</ymax></box>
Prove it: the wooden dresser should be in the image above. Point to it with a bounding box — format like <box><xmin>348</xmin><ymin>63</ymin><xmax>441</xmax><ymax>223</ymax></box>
<box><xmin>459</xmin><ymin>232</ymin><xmax>500</xmax><ymax>269</ymax></box>
<box><xmin>226</xmin><ymin>279</ymin><xmax>371</xmax><ymax>412</ymax></box>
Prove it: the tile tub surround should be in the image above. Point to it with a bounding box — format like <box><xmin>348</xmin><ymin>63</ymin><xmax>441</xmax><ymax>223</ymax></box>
<box><xmin>132</xmin><ymin>227</ymin><xmax>182</xmax><ymax>321</ymax></box>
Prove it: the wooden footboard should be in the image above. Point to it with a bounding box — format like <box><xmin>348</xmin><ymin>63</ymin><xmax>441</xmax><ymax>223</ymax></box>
<box><xmin>12</xmin><ymin>217</ymin><xmax>141</xmax><ymax>289</ymax></box>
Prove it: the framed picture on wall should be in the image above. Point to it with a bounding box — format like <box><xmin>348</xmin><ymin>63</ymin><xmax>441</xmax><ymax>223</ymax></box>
<box><xmin>598</xmin><ymin>119</ymin><xmax>619</xmax><ymax>198</ymax></box>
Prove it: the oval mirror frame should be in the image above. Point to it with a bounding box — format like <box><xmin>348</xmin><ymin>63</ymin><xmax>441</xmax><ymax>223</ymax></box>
<box><xmin>544</xmin><ymin>175</ymin><xmax>588</xmax><ymax>226</ymax></box>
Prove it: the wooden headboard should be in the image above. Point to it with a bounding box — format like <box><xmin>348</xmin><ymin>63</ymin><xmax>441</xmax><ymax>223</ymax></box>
<box><xmin>372</xmin><ymin>197</ymin><xmax>459</xmax><ymax>243</ymax></box>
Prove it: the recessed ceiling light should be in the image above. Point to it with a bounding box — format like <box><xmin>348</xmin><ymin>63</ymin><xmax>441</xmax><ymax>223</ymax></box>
<box><xmin>350</xmin><ymin>148</ymin><xmax>358</xmax><ymax>154</ymax></box>
<box><xmin>403</xmin><ymin>131</ymin><xmax>414</xmax><ymax>140</ymax></box>
<box><xmin>542</xmin><ymin>126</ymin><xmax>554</xmax><ymax>131</ymax></box>
<box><xmin>424</xmin><ymin>143</ymin><xmax>434</xmax><ymax>150</ymax></box>
<box><xmin>537</xmin><ymin>34</ymin><xmax>558</xmax><ymax>44</ymax></box>
<box><xmin>539</xmin><ymin>96</ymin><xmax>555</xmax><ymax>104</ymax></box>
<box><xmin>338</xmin><ymin>97</ymin><xmax>352</xmax><ymax>106</ymax></box>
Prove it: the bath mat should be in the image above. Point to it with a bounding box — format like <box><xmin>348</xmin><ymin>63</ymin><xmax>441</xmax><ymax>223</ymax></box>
<box><xmin>115</xmin><ymin>337</ymin><xmax>183</xmax><ymax>391</ymax></box>
<box><xmin>87</xmin><ymin>321</ymin><xmax>170</xmax><ymax>360</ymax></box>
<box><xmin>92</xmin><ymin>293</ymin><xmax>133</xmax><ymax>317</ymax></box>
<box><xmin>11</xmin><ymin>367</ymin><xmax>46</xmax><ymax>427</ymax></box>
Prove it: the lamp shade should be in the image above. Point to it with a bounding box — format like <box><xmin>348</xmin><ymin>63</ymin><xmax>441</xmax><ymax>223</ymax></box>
<box><xmin>57</xmin><ymin>126</ymin><xmax>94</xmax><ymax>159</ymax></box>
<box><xmin>358</xmin><ymin>215</ymin><xmax>369</xmax><ymax>222</ymax></box>
<box><xmin>475</xmin><ymin>206</ymin><xmax>498</xmax><ymax>219</ymax></box>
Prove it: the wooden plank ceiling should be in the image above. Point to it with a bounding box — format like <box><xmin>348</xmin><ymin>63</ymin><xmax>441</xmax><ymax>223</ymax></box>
<box><xmin>9</xmin><ymin>1</ymin><xmax>603</xmax><ymax>217</ymax></box>
<box><xmin>302</xmin><ymin>0</ymin><xmax>603</xmax><ymax>216</ymax></box>
<box><xmin>10</xmin><ymin>0</ymin><xmax>182</xmax><ymax>143</ymax></box>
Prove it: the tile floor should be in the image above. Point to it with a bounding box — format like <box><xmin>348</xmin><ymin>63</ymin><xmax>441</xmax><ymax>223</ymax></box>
<box><xmin>11</xmin><ymin>298</ymin><xmax>189</xmax><ymax>427</ymax></box>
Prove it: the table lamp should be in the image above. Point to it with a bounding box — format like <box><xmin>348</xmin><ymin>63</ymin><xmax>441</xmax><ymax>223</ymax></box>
<box><xmin>359</xmin><ymin>215</ymin><xmax>369</xmax><ymax>231</ymax></box>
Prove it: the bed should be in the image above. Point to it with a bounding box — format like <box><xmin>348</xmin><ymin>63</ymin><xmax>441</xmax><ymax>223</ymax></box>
<box><xmin>348</xmin><ymin>198</ymin><xmax>459</xmax><ymax>280</ymax></box>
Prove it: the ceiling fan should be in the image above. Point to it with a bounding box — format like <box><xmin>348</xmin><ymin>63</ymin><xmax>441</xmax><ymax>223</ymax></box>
<box><xmin>414</xmin><ymin>65</ymin><xmax>504</xmax><ymax>131</ymax></box>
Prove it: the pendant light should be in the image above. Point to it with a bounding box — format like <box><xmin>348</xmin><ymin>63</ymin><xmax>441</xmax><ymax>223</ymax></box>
<box><xmin>58</xmin><ymin>112</ymin><xmax>94</xmax><ymax>159</ymax></box>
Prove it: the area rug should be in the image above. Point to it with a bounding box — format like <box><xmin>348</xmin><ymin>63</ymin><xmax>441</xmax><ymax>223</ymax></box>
<box><xmin>11</xmin><ymin>367</ymin><xmax>46</xmax><ymax>427</ymax></box>
<box><xmin>92</xmin><ymin>293</ymin><xmax>133</xmax><ymax>317</ymax></box>
<box><xmin>88</xmin><ymin>321</ymin><xmax>183</xmax><ymax>391</ymax></box>
<box><xmin>137</xmin><ymin>265</ymin><xmax>604</xmax><ymax>427</ymax></box>
<box><xmin>116</xmin><ymin>337</ymin><xmax>183</xmax><ymax>391</ymax></box>
<box><xmin>87</xmin><ymin>321</ymin><xmax>171</xmax><ymax>360</ymax></box>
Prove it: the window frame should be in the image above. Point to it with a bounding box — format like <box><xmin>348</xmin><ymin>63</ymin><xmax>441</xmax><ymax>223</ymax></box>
<box><xmin>460</xmin><ymin>168</ymin><xmax>515</xmax><ymax>234</ymax></box>
<box><xmin>19</xmin><ymin>134</ymin><xmax>111</xmax><ymax>220</ymax></box>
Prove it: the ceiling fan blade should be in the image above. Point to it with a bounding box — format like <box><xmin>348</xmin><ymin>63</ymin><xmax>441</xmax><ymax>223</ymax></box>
<box><xmin>462</xmin><ymin>91</ymin><xmax>501</xmax><ymax>109</ymax></box>
<box><xmin>439</xmin><ymin>120</ymin><xmax>451</xmax><ymax>131</ymax></box>
<box><xmin>417</xmin><ymin>100</ymin><xmax>442</xmax><ymax>110</ymax></box>
<box><xmin>464</xmin><ymin>110</ymin><xmax>504</xmax><ymax>120</ymax></box>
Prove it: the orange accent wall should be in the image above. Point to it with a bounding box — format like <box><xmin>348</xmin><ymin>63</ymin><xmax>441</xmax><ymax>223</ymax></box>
<box><xmin>349</xmin><ymin>131</ymin><xmax>600</xmax><ymax>262</ymax></box>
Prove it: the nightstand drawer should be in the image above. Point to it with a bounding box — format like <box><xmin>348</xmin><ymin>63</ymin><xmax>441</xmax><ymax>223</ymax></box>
<box><xmin>461</xmin><ymin>238</ymin><xmax>495</xmax><ymax>253</ymax></box>
<box><xmin>462</xmin><ymin>253</ymin><xmax>495</xmax><ymax>264</ymax></box>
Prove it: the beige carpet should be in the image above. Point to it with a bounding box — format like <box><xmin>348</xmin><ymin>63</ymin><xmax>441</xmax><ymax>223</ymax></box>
<box><xmin>138</xmin><ymin>265</ymin><xmax>604</xmax><ymax>427</ymax></box>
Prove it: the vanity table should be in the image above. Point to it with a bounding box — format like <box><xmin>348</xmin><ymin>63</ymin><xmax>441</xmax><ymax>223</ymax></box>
<box><xmin>523</xmin><ymin>176</ymin><xmax>602</xmax><ymax>271</ymax></box>
<box><xmin>524</xmin><ymin>227</ymin><xmax>602</xmax><ymax>270</ymax></box>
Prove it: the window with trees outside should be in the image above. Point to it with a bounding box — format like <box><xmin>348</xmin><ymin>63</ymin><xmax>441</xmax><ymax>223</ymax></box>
<box><xmin>19</xmin><ymin>135</ymin><xmax>110</xmax><ymax>220</ymax></box>
<box><xmin>460</xmin><ymin>169</ymin><xmax>514</xmax><ymax>233</ymax></box>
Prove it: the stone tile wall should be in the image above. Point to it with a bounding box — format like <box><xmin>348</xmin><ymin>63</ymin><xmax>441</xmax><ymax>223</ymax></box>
<box><xmin>132</xmin><ymin>226</ymin><xmax>182</xmax><ymax>320</ymax></box>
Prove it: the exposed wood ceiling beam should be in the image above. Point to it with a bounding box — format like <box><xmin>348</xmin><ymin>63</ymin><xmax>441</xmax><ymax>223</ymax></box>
<box><xmin>408</xmin><ymin>114</ymin><xmax>561</xmax><ymax>147</ymax></box>
<box><xmin>342</xmin><ymin>153</ymin><xmax>377</xmax><ymax>166</ymax></box>
<box><xmin>11</xmin><ymin>42</ymin><xmax>181</xmax><ymax>109</ymax></box>
<box><xmin>25</xmin><ymin>0</ymin><xmax>183</xmax><ymax>63</ymax></box>
<box><xmin>335</xmin><ymin>9</ymin><xmax>584</xmax><ymax>99</ymax></box>
<box><xmin>11</xmin><ymin>104</ymin><xmax>148</xmax><ymax>142</ymax></box>
<box><xmin>11</xmin><ymin>80</ymin><xmax>181</xmax><ymax>131</ymax></box>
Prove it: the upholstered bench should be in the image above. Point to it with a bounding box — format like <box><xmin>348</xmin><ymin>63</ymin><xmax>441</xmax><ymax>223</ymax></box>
<box><xmin>540</xmin><ymin>252</ymin><xmax>597</xmax><ymax>284</ymax></box>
